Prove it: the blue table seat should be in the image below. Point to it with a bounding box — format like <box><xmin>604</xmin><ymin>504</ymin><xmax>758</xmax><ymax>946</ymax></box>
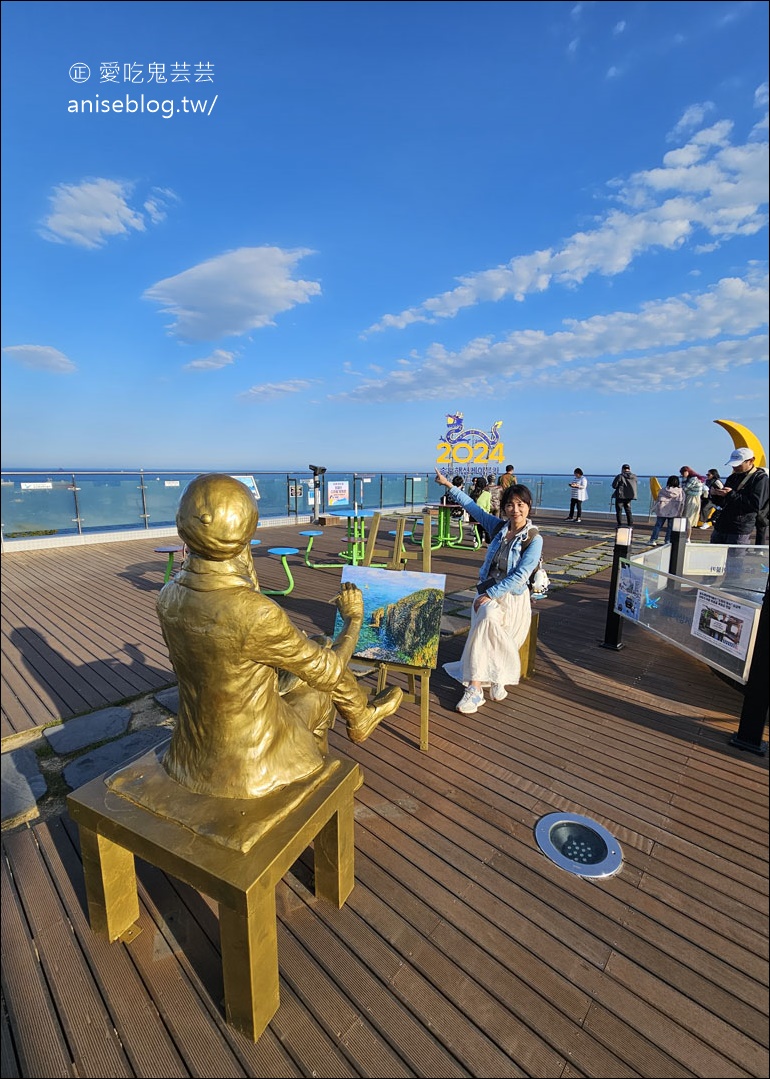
<box><xmin>261</xmin><ymin>547</ymin><xmax>299</xmax><ymax>596</ymax></box>
<box><xmin>298</xmin><ymin>529</ymin><xmax>346</xmax><ymax>568</ymax></box>
<box><xmin>155</xmin><ymin>545</ymin><xmax>185</xmax><ymax>583</ymax></box>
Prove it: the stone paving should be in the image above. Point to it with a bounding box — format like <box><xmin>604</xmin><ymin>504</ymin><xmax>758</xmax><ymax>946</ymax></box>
<box><xmin>0</xmin><ymin>525</ymin><xmax>629</xmax><ymax>831</ymax></box>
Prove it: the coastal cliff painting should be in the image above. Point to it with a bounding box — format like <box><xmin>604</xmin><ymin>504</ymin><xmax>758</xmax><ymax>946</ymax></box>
<box><xmin>333</xmin><ymin>566</ymin><xmax>446</xmax><ymax>669</ymax></box>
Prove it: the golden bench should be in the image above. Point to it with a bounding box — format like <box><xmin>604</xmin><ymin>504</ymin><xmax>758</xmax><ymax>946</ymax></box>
<box><xmin>67</xmin><ymin>753</ymin><xmax>361</xmax><ymax>1041</ymax></box>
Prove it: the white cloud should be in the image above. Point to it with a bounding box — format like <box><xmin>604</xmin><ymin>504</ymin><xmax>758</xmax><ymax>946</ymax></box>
<box><xmin>39</xmin><ymin>178</ymin><xmax>175</xmax><ymax>248</ymax></box>
<box><xmin>238</xmin><ymin>378</ymin><xmax>318</xmax><ymax>401</ymax></box>
<box><xmin>143</xmin><ymin>187</ymin><xmax>178</xmax><ymax>224</ymax></box>
<box><xmin>755</xmin><ymin>82</ymin><xmax>769</xmax><ymax>109</ymax></box>
<box><xmin>183</xmin><ymin>348</ymin><xmax>237</xmax><ymax>371</ymax></box>
<box><xmin>613</xmin><ymin>21</ymin><xmax>626</xmax><ymax>35</ymax></box>
<box><xmin>2</xmin><ymin>345</ymin><xmax>77</xmax><ymax>373</ymax></box>
<box><xmin>666</xmin><ymin>102</ymin><xmax>716</xmax><ymax>142</ymax></box>
<box><xmin>339</xmin><ymin>270</ymin><xmax>769</xmax><ymax>403</ymax></box>
<box><xmin>365</xmin><ymin>106</ymin><xmax>768</xmax><ymax>334</ymax></box>
<box><xmin>144</xmin><ymin>246</ymin><xmax>321</xmax><ymax>341</ymax></box>
<box><xmin>529</xmin><ymin>336</ymin><xmax>767</xmax><ymax>394</ymax></box>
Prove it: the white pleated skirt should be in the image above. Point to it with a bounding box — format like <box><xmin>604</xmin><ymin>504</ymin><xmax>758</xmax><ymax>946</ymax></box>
<box><xmin>443</xmin><ymin>589</ymin><xmax>532</xmax><ymax>689</ymax></box>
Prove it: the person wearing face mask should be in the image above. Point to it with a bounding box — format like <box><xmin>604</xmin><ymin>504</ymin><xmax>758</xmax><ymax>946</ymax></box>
<box><xmin>709</xmin><ymin>448</ymin><xmax>769</xmax><ymax>545</ymax></box>
<box><xmin>434</xmin><ymin>468</ymin><xmax>543</xmax><ymax>714</ymax></box>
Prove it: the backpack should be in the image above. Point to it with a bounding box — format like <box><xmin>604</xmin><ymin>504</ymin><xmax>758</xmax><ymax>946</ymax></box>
<box><xmin>531</xmin><ymin>560</ymin><xmax>550</xmax><ymax>597</ymax></box>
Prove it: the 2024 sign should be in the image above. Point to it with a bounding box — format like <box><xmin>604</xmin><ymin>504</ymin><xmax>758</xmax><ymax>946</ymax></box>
<box><xmin>435</xmin><ymin>413</ymin><xmax>504</xmax><ymax>466</ymax></box>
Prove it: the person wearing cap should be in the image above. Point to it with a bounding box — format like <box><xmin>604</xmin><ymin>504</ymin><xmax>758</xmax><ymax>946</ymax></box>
<box><xmin>156</xmin><ymin>473</ymin><xmax>402</xmax><ymax>799</ymax></box>
<box><xmin>708</xmin><ymin>447</ymin><xmax>769</xmax><ymax>545</ymax></box>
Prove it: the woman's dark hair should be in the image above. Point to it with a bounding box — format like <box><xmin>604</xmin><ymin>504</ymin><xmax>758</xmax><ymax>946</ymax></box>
<box><xmin>667</xmin><ymin>475</ymin><xmax>680</xmax><ymax>487</ymax></box>
<box><xmin>707</xmin><ymin>469</ymin><xmax>720</xmax><ymax>481</ymax></box>
<box><xmin>451</xmin><ymin>475</ymin><xmax>464</xmax><ymax>487</ymax></box>
<box><xmin>574</xmin><ymin>468</ymin><xmax>583</xmax><ymax>476</ymax></box>
<box><xmin>500</xmin><ymin>483</ymin><xmax>532</xmax><ymax>511</ymax></box>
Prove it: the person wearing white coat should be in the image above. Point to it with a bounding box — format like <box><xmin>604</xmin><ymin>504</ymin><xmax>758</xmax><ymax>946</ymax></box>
<box><xmin>650</xmin><ymin>476</ymin><xmax>684</xmax><ymax>544</ymax></box>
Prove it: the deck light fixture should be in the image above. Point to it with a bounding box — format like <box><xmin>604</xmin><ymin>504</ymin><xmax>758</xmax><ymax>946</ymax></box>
<box><xmin>535</xmin><ymin>812</ymin><xmax>623</xmax><ymax>879</ymax></box>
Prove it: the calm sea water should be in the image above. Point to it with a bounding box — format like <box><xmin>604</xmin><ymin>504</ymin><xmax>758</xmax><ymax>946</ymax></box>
<box><xmin>0</xmin><ymin>468</ymin><xmax>657</xmax><ymax>539</ymax></box>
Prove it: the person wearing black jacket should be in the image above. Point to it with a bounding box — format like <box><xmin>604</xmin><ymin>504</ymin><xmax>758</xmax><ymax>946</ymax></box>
<box><xmin>611</xmin><ymin>464</ymin><xmax>638</xmax><ymax>526</ymax></box>
<box><xmin>709</xmin><ymin>448</ymin><xmax>769</xmax><ymax>544</ymax></box>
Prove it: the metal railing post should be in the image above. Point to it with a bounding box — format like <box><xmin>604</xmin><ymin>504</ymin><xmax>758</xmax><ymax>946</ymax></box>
<box><xmin>731</xmin><ymin>584</ymin><xmax>768</xmax><ymax>755</ymax></box>
<box><xmin>70</xmin><ymin>474</ymin><xmax>83</xmax><ymax>535</ymax></box>
<box><xmin>602</xmin><ymin>526</ymin><xmax>633</xmax><ymax>650</ymax></box>
<box><xmin>138</xmin><ymin>470</ymin><xmax>149</xmax><ymax>529</ymax></box>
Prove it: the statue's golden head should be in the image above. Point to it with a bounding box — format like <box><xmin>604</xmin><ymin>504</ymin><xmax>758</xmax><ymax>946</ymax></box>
<box><xmin>176</xmin><ymin>473</ymin><xmax>259</xmax><ymax>561</ymax></box>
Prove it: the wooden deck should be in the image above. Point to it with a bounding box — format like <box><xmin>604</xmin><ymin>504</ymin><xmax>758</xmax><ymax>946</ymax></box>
<box><xmin>1</xmin><ymin>516</ymin><xmax>768</xmax><ymax>1078</ymax></box>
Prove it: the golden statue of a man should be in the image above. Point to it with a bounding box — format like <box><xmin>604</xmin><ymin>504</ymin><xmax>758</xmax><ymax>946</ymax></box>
<box><xmin>156</xmin><ymin>473</ymin><xmax>402</xmax><ymax>799</ymax></box>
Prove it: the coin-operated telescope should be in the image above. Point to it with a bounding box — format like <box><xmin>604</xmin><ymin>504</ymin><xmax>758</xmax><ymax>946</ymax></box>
<box><xmin>309</xmin><ymin>464</ymin><xmax>327</xmax><ymax>522</ymax></box>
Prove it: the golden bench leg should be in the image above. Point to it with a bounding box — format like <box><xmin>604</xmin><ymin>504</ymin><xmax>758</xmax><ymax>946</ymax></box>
<box><xmin>79</xmin><ymin>827</ymin><xmax>140</xmax><ymax>941</ymax></box>
<box><xmin>220</xmin><ymin>880</ymin><xmax>278</xmax><ymax>1042</ymax></box>
<box><xmin>314</xmin><ymin>803</ymin><xmax>355</xmax><ymax>908</ymax></box>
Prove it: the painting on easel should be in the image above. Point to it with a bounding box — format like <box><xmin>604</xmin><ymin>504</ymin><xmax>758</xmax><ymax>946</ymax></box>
<box><xmin>334</xmin><ymin>565</ymin><xmax>446</xmax><ymax>668</ymax></box>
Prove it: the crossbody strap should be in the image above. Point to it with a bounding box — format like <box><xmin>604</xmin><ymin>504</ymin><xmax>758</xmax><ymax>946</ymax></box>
<box><xmin>731</xmin><ymin>467</ymin><xmax>756</xmax><ymax>494</ymax></box>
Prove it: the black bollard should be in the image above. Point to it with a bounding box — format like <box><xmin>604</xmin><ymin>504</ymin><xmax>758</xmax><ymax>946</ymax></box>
<box><xmin>309</xmin><ymin>464</ymin><xmax>327</xmax><ymax>524</ymax></box>
<box><xmin>602</xmin><ymin>526</ymin><xmax>633</xmax><ymax>650</ymax></box>
<box><xmin>730</xmin><ymin>583</ymin><xmax>768</xmax><ymax>755</ymax></box>
<box><xmin>667</xmin><ymin>517</ymin><xmax>687</xmax><ymax>586</ymax></box>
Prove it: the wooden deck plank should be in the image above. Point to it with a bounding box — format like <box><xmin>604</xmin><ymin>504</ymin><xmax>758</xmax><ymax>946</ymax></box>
<box><xmin>349</xmin><ymin>737</ymin><xmax>767</xmax><ymax>1052</ymax></box>
<box><xmin>34</xmin><ymin>818</ymin><xmax>193</xmax><ymax>1078</ymax></box>
<box><xmin>2</xmin><ymin>828</ymin><xmax>134</xmax><ymax>1077</ymax></box>
<box><xmin>2</xmin><ymin>587</ymin><xmax>166</xmax><ymax>699</ymax></box>
<box><xmin>350</xmin><ymin>721</ymin><xmax>768</xmax><ymax>984</ymax></box>
<box><xmin>276</xmin><ymin>923</ymin><xmax>416</xmax><ymax>1078</ymax></box>
<box><xmin>125</xmin><ymin>847</ymin><xmax>365</xmax><ymax>1078</ymax></box>
<box><xmin>0</xmin><ymin>1006</ymin><xmax>21</xmax><ymax>1079</ymax></box>
<box><xmin>0</xmin><ymin>857</ymin><xmax>75</xmax><ymax>1079</ymax></box>
<box><xmin>1</xmin><ymin>614</ymin><xmax>100</xmax><ymax>717</ymax></box>
<box><xmin>293</xmin><ymin>858</ymin><xmax>530</xmax><ymax>1078</ymax></box>
<box><xmin>1</xmin><ymin>665</ymin><xmax>60</xmax><ymax>733</ymax></box>
<box><xmin>4</xmin><ymin>569</ymin><xmax>173</xmax><ymax>682</ymax></box>
<box><xmin>2</xmin><ymin>596</ymin><xmax>153</xmax><ymax>703</ymax></box>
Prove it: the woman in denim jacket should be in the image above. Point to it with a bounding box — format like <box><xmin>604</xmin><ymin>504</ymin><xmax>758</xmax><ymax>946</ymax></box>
<box><xmin>435</xmin><ymin>469</ymin><xmax>542</xmax><ymax>714</ymax></box>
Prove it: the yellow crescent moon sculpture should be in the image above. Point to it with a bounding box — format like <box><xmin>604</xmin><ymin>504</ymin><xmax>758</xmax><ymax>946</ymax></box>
<box><xmin>649</xmin><ymin>476</ymin><xmax>661</xmax><ymax>500</ymax></box>
<box><xmin>714</xmin><ymin>419</ymin><xmax>767</xmax><ymax>468</ymax></box>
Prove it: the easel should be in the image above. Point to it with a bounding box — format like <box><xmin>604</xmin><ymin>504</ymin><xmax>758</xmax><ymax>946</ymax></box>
<box><xmin>362</xmin><ymin>511</ymin><xmax>433</xmax><ymax>572</ymax></box>
<box><xmin>352</xmin><ymin>511</ymin><xmax>434</xmax><ymax>750</ymax></box>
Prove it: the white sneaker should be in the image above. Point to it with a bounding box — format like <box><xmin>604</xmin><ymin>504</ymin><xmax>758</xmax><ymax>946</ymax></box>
<box><xmin>490</xmin><ymin>683</ymin><xmax>508</xmax><ymax>701</ymax></box>
<box><xmin>456</xmin><ymin>687</ymin><xmax>485</xmax><ymax>714</ymax></box>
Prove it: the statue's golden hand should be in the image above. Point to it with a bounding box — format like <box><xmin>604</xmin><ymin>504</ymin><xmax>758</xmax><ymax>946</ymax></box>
<box><xmin>334</xmin><ymin>581</ymin><xmax>364</xmax><ymax>621</ymax></box>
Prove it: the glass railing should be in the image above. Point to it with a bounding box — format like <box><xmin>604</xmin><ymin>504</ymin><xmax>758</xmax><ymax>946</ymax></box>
<box><xmin>0</xmin><ymin>469</ymin><xmax>658</xmax><ymax>543</ymax></box>
<box><xmin>617</xmin><ymin>544</ymin><xmax>767</xmax><ymax>683</ymax></box>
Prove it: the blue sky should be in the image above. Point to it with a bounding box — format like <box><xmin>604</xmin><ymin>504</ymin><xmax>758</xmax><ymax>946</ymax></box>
<box><xmin>1</xmin><ymin>0</ymin><xmax>768</xmax><ymax>476</ymax></box>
